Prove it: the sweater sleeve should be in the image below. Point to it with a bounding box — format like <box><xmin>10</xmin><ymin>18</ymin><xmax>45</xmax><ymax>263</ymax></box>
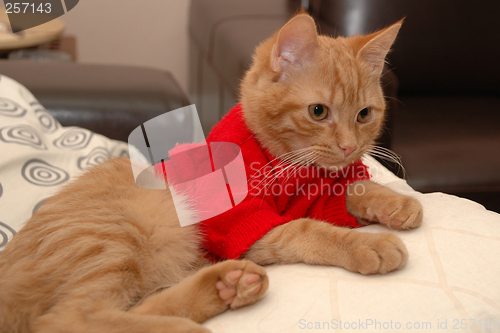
<box><xmin>306</xmin><ymin>160</ymin><xmax>370</xmax><ymax>228</ymax></box>
<box><xmin>321</xmin><ymin>189</ymin><xmax>361</xmax><ymax>227</ymax></box>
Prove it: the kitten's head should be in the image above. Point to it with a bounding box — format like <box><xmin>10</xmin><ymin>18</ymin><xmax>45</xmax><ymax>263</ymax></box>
<box><xmin>241</xmin><ymin>13</ymin><xmax>402</xmax><ymax>169</ymax></box>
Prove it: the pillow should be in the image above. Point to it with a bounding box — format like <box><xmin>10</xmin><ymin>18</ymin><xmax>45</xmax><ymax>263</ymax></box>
<box><xmin>202</xmin><ymin>155</ymin><xmax>500</xmax><ymax>332</ymax></box>
<box><xmin>0</xmin><ymin>75</ymin><xmax>130</xmax><ymax>252</ymax></box>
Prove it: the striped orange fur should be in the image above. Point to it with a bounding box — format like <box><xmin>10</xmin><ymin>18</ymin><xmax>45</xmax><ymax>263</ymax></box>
<box><xmin>0</xmin><ymin>13</ymin><xmax>422</xmax><ymax>333</ymax></box>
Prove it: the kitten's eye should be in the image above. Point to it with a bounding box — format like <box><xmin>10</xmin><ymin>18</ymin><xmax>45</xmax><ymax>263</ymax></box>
<box><xmin>357</xmin><ymin>108</ymin><xmax>373</xmax><ymax>123</ymax></box>
<box><xmin>308</xmin><ymin>104</ymin><xmax>329</xmax><ymax>121</ymax></box>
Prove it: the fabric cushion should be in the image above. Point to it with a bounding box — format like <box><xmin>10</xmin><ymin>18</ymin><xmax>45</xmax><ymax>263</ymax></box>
<box><xmin>0</xmin><ymin>75</ymin><xmax>129</xmax><ymax>251</ymax></box>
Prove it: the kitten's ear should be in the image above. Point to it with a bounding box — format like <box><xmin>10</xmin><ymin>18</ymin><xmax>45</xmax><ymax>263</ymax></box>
<box><xmin>271</xmin><ymin>14</ymin><xmax>319</xmax><ymax>76</ymax></box>
<box><xmin>356</xmin><ymin>21</ymin><xmax>403</xmax><ymax>77</ymax></box>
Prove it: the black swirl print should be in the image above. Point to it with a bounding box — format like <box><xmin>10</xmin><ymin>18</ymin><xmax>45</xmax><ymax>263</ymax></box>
<box><xmin>34</xmin><ymin>105</ymin><xmax>59</xmax><ymax>133</ymax></box>
<box><xmin>113</xmin><ymin>148</ymin><xmax>130</xmax><ymax>158</ymax></box>
<box><xmin>0</xmin><ymin>125</ymin><xmax>47</xmax><ymax>150</ymax></box>
<box><xmin>0</xmin><ymin>97</ymin><xmax>27</xmax><ymax>117</ymax></box>
<box><xmin>53</xmin><ymin>129</ymin><xmax>93</xmax><ymax>150</ymax></box>
<box><xmin>21</xmin><ymin>159</ymin><xmax>69</xmax><ymax>187</ymax></box>
<box><xmin>77</xmin><ymin>147</ymin><xmax>111</xmax><ymax>170</ymax></box>
<box><xmin>0</xmin><ymin>221</ymin><xmax>16</xmax><ymax>250</ymax></box>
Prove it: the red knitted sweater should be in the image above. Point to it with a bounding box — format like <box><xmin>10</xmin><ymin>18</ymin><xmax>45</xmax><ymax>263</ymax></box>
<box><xmin>195</xmin><ymin>104</ymin><xmax>370</xmax><ymax>261</ymax></box>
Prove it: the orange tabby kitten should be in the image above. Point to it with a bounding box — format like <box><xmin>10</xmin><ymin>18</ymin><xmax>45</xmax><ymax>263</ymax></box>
<box><xmin>0</xmin><ymin>13</ymin><xmax>422</xmax><ymax>333</ymax></box>
<box><xmin>240</xmin><ymin>14</ymin><xmax>422</xmax><ymax>273</ymax></box>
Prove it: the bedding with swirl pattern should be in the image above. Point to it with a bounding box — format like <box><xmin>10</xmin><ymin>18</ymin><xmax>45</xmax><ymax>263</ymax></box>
<box><xmin>0</xmin><ymin>75</ymin><xmax>129</xmax><ymax>251</ymax></box>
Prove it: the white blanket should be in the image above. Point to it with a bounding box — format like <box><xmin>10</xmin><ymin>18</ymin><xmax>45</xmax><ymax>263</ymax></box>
<box><xmin>0</xmin><ymin>75</ymin><xmax>499</xmax><ymax>333</ymax></box>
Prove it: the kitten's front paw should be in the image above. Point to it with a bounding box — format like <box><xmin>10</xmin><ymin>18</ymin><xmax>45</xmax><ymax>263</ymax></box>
<box><xmin>372</xmin><ymin>194</ymin><xmax>423</xmax><ymax>230</ymax></box>
<box><xmin>215</xmin><ymin>260</ymin><xmax>269</xmax><ymax>310</ymax></box>
<box><xmin>347</xmin><ymin>232</ymin><xmax>408</xmax><ymax>275</ymax></box>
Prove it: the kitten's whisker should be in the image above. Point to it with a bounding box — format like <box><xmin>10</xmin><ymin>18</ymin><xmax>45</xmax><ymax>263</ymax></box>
<box><xmin>248</xmin><ymin>148</ymin><xmax>312</xmax><ymax>181</ymax></box>
<box><xmin>273</xmin><ymin>152</ymin><xmax>314</xmax><ymax>180</ymax></box>
<box><xmin>365</xmin><ymin>145</ymin><xmax>406</xmax><ymax>177</ymax></box>
<box><xmin>284</xmin><ymin>155</ymin><xmax>319</xmax><ymax>183</ymax></box>
<box><xmin>272</xmin><ymin>152</ymin><xmax>309</xmax><ymax>172</ymax></box>
<box><xmin>250</xmin><ymin>150</ymin><xmax>316</xmax><ymax>192</ymax></box>
<box><xmin>366</xmin><ymin>149</ymin><xmax>397</xmax><ymax>162</ymax></box>
<box><xmin>369</xmin><ymin>151</ymin><xmax>405</xmax><ymax>175</ymax></box>
<box><xmin>370</xmin><ymin>146</ymin><xmax>403</xmax><ymax>165</ymax></box>
<box><xmin>264</xmin><ymin>149</ymin><xmax>312</xmax><ymax>173</ymax></box>
<box><xmin>251</xmin><ymin>159</ymin><xmax>302</xmax><ymax>191</ymax></box>
<box><xmin>249</xmin><ymin>148</ymin><xmax>313</xmax><ymax>178</ymax></box>
<box><xmin>383</xmin><ymin>94</ymin><xmax>405</xmax><ymax>107</ymax></box>
<box><xmin>367</xmin><ymin>145</ymin><xmax>396</xmax><ymax>157</ymax></box>
<box><xmin>249</xmin><ymin>152</ymin><xmax>311</xmax><ymax>189</ymax></box>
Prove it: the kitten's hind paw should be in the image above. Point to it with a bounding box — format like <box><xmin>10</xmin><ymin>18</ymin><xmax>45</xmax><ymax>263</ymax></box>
<box><xmin>215</xmin><ymin>260</ymin><xmax>269</xmax><ymax>310</ymax></box>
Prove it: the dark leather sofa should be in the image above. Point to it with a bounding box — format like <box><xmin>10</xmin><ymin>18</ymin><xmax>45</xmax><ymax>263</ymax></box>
<box><xmin>189</xmin><ymin>0</ymin><xmax>500</xmax><ymax>212</ymax></box>
<box><xmin>0</xmin><ymin>61</ymin><xmax>189</xmax><ymax>143</ymax></box>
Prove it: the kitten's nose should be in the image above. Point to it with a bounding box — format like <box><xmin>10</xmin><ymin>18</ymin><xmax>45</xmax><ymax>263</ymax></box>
<box><xmin>339</xmin><ymin>144</ymin><xmax>357</xmax><ymax>158</ymax></box>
